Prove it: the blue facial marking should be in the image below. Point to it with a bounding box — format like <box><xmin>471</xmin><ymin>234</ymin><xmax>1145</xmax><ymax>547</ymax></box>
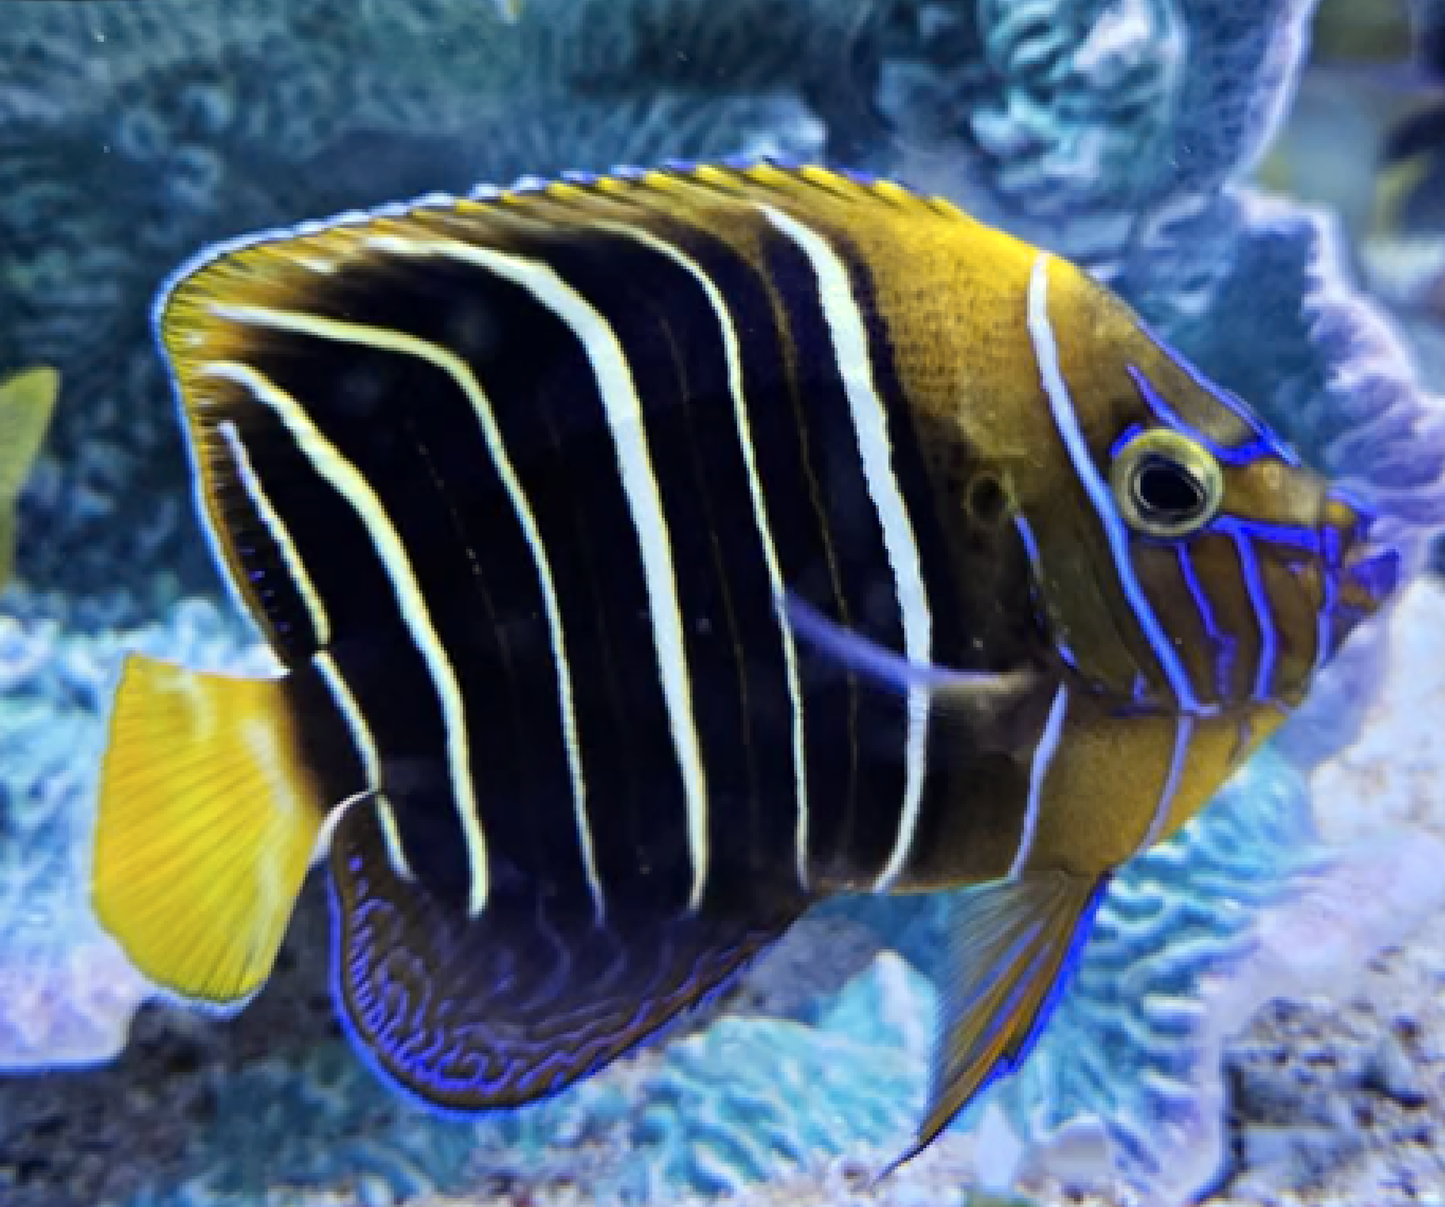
<box><xmin>1176</xmin><ymin>545</ymin><xmax>1235</xmax><ymax>702</ymax></box>
<box><xmin>1109</xmin><ymin>422</ymin><xmax>1145</xmax><ymax>460</ymax></box>
<box><xmin>1208</xmin><ymin>515</ymin><xmax>1321</xmax><ymax>555</ymax></box>
<box><xmin>1229</xmin><ymin>531</ymin><xmax>1279</xmax><ymax>703</ymax></box>
<box><xmin>1126</xmin><ymin>366</ymin><xmax>1281</xmax><ymax>468</ymax></box>
<box><xmin>1315</xmin><ymin>555</ymin><xmax>1337</xmax><ymax>673</ymax></box>
<box><xmin>1014</xmin><ymin>514</ymin><xmax>1080</xmax><ymax>671</ymax></box>
<box><xmin>1030</xmin><ymin>261</ymin><xmax>1207</xmax><ymax>715</ymax></box>
<box><xmin>1131</xmin><ymin>326</ymin><xmax>1303</xmax><ymax>467</ymax></box>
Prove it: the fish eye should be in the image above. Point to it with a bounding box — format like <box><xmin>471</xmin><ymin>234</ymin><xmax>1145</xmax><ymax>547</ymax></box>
<box><xmin>1109</xmin><ymin>429</ymin><xmax>1223</xmax><ymax>538</ymax></box>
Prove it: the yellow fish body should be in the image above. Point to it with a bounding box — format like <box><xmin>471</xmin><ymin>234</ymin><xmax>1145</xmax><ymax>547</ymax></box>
<box><xmin>0</xmin><ymin>366</ymin><xmax>60</xmax><ymax>594</ymax></box>
<box><xmin>90</xmin><ymin>162</ymin><xmax>1395</xmax><ymax>1170</ymax></box>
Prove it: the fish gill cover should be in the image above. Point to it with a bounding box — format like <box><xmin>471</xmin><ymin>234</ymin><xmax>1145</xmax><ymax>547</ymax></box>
<box><xmin>0</xmin><ymin>1</ymin><xmax>1443</xmax><ymax>1206</ymax></box>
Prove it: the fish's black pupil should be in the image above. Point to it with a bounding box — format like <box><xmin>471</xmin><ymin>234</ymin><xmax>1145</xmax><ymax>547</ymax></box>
<box><xmin>1133</xmin><ymin>456</ymin><xmax>1204</xmax><ymax>520</ymax></box>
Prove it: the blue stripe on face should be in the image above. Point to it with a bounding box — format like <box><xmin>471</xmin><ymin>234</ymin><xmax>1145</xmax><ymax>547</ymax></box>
<box><xmin>1134</xmin><ymin>325</ymin><xmax>1302</xmax><ymax>468</ymax></box>
<box><xmin>1014</xmin><ymin>514</ymin><xmax>1081</xmax><ymax>673</ymax></box>
<box><xmin>1207</xmin><ymin>515</ymin><xmax>1322</xmax><ymax>555</ymax></box>
<box><xmin>1176</xmin><ymin>544</ymin><xmax>1235</xmax><ymax>703</ymax></box>
<box><xmin>1126</xmin><ymin>365</ymin><xmax>1281</xmax><ymax>468</ymax></box>
<box><xmin>1108</xmin><ymin>422</ymin><xmax>1144</xmax><ymax>460</ymax></box>
<box><xmin>1229</xmin><ymin>530</ymin><xmax>1280</xmax><ymax>703</ymax></box>
<box><xmin>1214</xmin><ymin>516</ymin><xmax>1334</xmax><ymax>680</ymax></box>
<box><xmin>1026</xmin><ymin>257</ymin><xmax>1209</xmax><ymax>715</ymax></box>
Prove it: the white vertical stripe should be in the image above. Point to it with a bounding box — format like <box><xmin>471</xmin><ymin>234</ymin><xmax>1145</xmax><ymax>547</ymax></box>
<box><xmin>758</xmin><ymin>205</ymin><xmax>933</xmax><ymax>893</ymax></box>
<box><xmin>361</xmin><ymin>235</ymin><xmax>713</xmax><ymax>912</ymax></box>
<box><xmin>198</xmin><ymin>360</ymin><xmax>492</xmax><ymax>914</ymax></box>
<box><xmin>1007</xmin><ymin>684</ymin><xmax>1069</xmax><ymax>879</ymax></box>
<box><xmin>313</xmin><ymin>653</ymin><xmax>414</xmax><ymax>881</ymax></box>
<box><xmin>206</xmin><ymin>301</ymin><xmax>606</xmax><ymax>920</ymax></box>
<box><xmin>1135</xmin><ymin>715</ymin><xmax>1193</xmax><ymax>855</ymax></box>
<box><xmin>1025</xmin><ymin>254</ymin><xmax>1207</xmax><ymax>716</ymax></box>
<box><xmin>313</xmin><ymin>653</ymin><xmax>380</xmax><ymax>785</ymax></box>
<box><xmin>215</xmin><ymin>420</ymin><xmax>333</xmax><ymax>647</ymax></box>
<box><xmin>593</xmin><ymin>220</ymin><xmax>812</xmax><ymax>891</ymax></box>
<box><xmin>215</xmin><ymin>421</ymin><xmax>414</xmax><ymax>882</ymax></box>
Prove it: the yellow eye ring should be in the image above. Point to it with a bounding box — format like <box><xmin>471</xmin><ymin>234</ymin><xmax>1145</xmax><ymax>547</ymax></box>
<box><xmin>1109</xmin><ymin>429</ymin><xmax>1224</xmax><ymax>538</ymax></box>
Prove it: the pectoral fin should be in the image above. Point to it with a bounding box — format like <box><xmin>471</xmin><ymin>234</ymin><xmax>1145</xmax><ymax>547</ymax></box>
<box><xmin>783</xmin><ymin>591</ymin><xmax>1050</xmax><ymax>757</ymax></box>
<box><xmin>882</xmin><ymin>871</ymin><xmax>1109</xmax><ymax>1177</ymax></box>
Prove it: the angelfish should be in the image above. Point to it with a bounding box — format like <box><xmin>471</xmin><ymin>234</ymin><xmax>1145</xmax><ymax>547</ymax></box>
<box><xmin>91</xmin><ymin>161</ymin><xmax>1398</xmax><ymax>1168</ymax></box>
<box><xmin>0</xmin><ymin>366</ymin><xmax>59</xmax><ymax>593</ymax></box>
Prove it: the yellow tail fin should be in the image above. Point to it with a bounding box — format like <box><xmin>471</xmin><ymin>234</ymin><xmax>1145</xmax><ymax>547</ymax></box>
<box><xmin>0</xmin><ymin>366</ymin><xmax>60</xmax><ymax>588</ymax></box>
<box><xmin>93</xmin><ymin>654</ymin><xmax>330</xmax><ymax>1005</ymax></box>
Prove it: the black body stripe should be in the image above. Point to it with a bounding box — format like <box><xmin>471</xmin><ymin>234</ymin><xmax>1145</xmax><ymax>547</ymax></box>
<box><xmin>748</xmin><ymin>220</ymin><xmax>918</xmax><ymax>881</ymax></box>
<box><xmin>812</xmin><ymin>223</ymin><xmax>974</xmax><ymax>882</ymax></box>
<box><xmin>532</xmin><ymin>229</ymin><xmax>806</xmax><ymax>903</ymax></box>
<box><xmin>197</xmin><ymin>369</ymin><xmax>476</xmax><ymax>900</ymax></box>
<box><xmin>609</xmin><ymin>211</ymin><xmax>864</xmax><ymax>894</ymax></box>
<box><xmin>227</xmin><ymin>288</ymin><xmax>593</xmax><ymax>910</ymax></box>
<box><xmin>204</xmin><ymin>420</ymin><xmax>326</xmax><ymax>667</ymax></box>
<box><xmin>260</xmin><ymin>252</ymin><xmax>694</xmax><ymax>913</ymax></box>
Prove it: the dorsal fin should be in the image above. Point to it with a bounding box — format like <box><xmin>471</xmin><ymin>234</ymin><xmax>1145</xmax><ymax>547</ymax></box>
<box><xmin>150</xmin><ymin>157</ymin><xmax>971</xmax><ymax>661</ymax></box>
<box><xmin>156</xmin><ymin>159</ymin><xmax>968</xmax><ymax>335</ymax></box>
<box><xmin>494</xmin><ymin>157</ymin><xmax>967</xmax><ymax>224</ymax></box>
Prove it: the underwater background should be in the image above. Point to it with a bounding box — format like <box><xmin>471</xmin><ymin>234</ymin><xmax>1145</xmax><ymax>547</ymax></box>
<box><xmin>1</xmin><ymin>0</ymin><xmax>1444</xmax><ymax>1204</ymax></box>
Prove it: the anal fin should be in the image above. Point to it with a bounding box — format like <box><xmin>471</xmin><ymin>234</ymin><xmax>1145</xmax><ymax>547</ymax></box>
<box><xmin>329</xmin><ymin>800</ymin><xmax>804</xmax><ymax>1109</ymax></box>
<box><xmin>883</xmin><ymin>871</ymin><xmax>1108</xmax><ymax>1177</ymax></box>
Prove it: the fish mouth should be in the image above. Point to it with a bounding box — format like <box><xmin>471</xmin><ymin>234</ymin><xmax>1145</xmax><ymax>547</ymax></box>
<box><xmin>1338</xmin><ymin>544</ymin><xmax>1401</xmax><ymax>617</ymax></box>
<box><xmin>1323</xmin><ymin>488</ymin><xmax>1401</xmax><ymax>655</ymax></box>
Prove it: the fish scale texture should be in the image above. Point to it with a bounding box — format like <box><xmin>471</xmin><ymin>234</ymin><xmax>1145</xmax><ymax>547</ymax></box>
<box><xmin>1</xmin><ymin>0</ymin><xmax>1444</xmax><ymax>1205</ymax></box>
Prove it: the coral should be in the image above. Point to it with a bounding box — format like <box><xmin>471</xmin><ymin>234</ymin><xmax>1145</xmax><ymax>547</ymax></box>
<box><xmin>1157</xmin><ymin>192</ymin><xmax>1445</xmax><ymax>557</ymax></box>
<box><xmin>874</xmin><ymin>0</ymin><xmax>1313</xmax><ymax>263</ymax></box>
<box><xmin>832</xmin><ymin>750</ymin><xmax>1322</xmax><ymax>1199</ymax></box>
<box><xmin>1414</xmin><ymin>0</ymin><xmax>1445</xmax><ymax>66</ymax></box>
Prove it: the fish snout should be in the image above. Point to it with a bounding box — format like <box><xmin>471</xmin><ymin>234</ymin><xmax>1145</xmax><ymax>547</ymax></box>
<box><xmin>1339</xmin><ymin>543</ymin><xmax>1401</xmax><ymax>618</ymax></box>
<box><xmin>1325</xmin><ymin>490</ymin><xmax>1401</xmax><ymax>653</ymax></box>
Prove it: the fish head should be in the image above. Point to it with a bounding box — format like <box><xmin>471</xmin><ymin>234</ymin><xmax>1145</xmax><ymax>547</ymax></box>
<box><xmin>1008</xmin><ymin>254</ymin><xmax>1399</xmax><ymax>717</ymax></box>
